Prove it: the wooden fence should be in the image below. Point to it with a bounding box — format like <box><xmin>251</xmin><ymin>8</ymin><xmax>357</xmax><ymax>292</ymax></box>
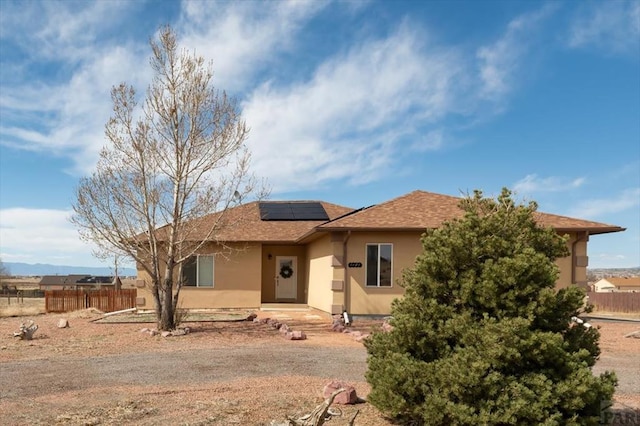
<box><xmin>587</xmin><ymin>292</ymin><xmax>640</xmax><ymax>313</ymax></box>
<box><xmin>45</xmin><ymin>289</ymin><xmax>137</xmax><ymax>313</ymax></box>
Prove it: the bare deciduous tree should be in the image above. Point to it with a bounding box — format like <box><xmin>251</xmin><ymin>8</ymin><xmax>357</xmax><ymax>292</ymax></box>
<box><xmin>71</xmin><ymin>26</ymin><xmax>264</xmax><ymax>330</ymax></box>
<box><xmin>0</xmin><ymin>258</ymin><xmax>9</xmax><ymax>278</ymax></box>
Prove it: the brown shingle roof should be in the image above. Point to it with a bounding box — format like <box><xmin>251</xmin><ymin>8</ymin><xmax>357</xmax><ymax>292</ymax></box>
<box><xmin>183</xmin><ymin>201</ymin><xmax>354</xmax><ymax>243</ymax></box>
<box><xmin>605</xmin><ymin>277</ymin><xmax>640</xmax><ymax>287</ymax></box>
<box><xmin>317</xmin><ymin>190</ymin><xmax>625</xmax><ymax>235</ymax></box>
<box><xmin>39</xmin><ymin>275</ymin><xmax>91</xmax><ymax>286</ymax></box>
<box><xmin>160</xmin><ymin>190</ymin><xmax>624</xmax><ymax>243</ymax></box>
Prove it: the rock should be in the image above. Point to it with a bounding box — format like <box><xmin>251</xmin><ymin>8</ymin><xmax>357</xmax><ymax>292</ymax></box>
<box><xmin>57</xmin><ymin>319</ymin><xmax>70</xmax><ymax>328</ymax></box>
<box><xmin>259</xmin><ymin>317</ymin><xmax>270</xmax><ymax>324</ymax></box>
<box><xmin>322</xmin><ymin>381</ymin><xmax>358</xmax><ymax>405</ymax></box>
<box><xmin>161</xmin><ymin>331</ymin><xmax>172</xmax><ymax>337</ymax></box>
<box><xmin>253</xmin><ymin>318</ymin><xmax>262</xmax><ymax>323</ymax></box>
<box><xmin>171</xmin><ymin>328</ymin><xmax>187</xmax><ymax>336</ymax></box>
<box><xmin>247</xmin><ymin>313</ymin><xmax>258</xmax><ymax>321</ymax></box>
<box><xmin>149</xmin><ymin>329</ymin><xmax>159</xmax><ymax>336</ymax></box>
<box><xmin>284</xmin><ymin>330</ymin><xmax>307</xmax><ymax>340</ymax></box>
<box><xmin>140</xmin><ymin>328</ymin><xmax>150</xmax><ymax>333</ymax></box>
<box><xmin>278</xmin><ymin>324</ymin><xmax>291</xmax><ymax>334</ymax></box>
<box><xmin>183</xmin><ymin>327</ymin><xmax>190</xmax><ymax>334</ymax></box>
<box><xmin>332</xmin><ymin>323</ymin><xmax>345</xmax><ymax>333</ymax></box>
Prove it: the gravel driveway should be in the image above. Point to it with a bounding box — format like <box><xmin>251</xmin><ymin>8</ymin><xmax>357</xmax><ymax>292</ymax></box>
<box><xmin>0</xmin><ymin>311</ymin><xmax>638</xmax><ymax>425</ymax></box>
<box><xmin>1</xmin><ymin>344</ymin><xmax>367</xmax><ymax>400</ymax></box>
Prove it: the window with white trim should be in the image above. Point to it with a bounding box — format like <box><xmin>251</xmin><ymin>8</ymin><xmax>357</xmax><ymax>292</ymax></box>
<box><xmin>182</xmin><ymin>255</ymin><xmax>214</xmax><ymax>287</ymax></box>
<box><xmin>366</xmin><ymin>243</ymin><xmax>392</xmax><ymax>287</ymax></box>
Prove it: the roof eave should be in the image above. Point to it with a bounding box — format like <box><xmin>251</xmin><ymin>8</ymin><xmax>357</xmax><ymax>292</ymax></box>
<box><xmin>555</xmin><ymin>226</ymin><xmax>626</xmax><ymax>235</ymax></box>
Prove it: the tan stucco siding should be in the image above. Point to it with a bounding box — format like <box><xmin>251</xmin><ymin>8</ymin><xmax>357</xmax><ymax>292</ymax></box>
<box><xmin>260</xmin><ymin>244</ymin><xmax>308</xmax><ymax>303</ymax></box>
<box><xmin>136</xmin><ymin>242</ymin><xmax>262</xmax><ymax>310</ymax></box>
<box><xmin>345</xmin><ymin>231</ymin><xmax>424</xmax><ymax>315</ymax></box>
<box><xmin>555</xmin><ymin>232</ymin><xmax>588</xmax><ymax>289</ymax></box>
<box><xmin>306</xmin><ymin>234</ymin><xmax>334</xmax><ymax>313</ymax></box>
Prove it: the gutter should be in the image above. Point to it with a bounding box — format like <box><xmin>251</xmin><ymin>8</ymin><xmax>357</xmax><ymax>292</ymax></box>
<box><xmin>343</xmin><ymin>230</ymin><xmax>352</xmax><ymax>313</ymax></box>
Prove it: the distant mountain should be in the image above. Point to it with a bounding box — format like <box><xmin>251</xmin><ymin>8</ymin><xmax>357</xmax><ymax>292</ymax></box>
<box><xmin>4</xmin><ymin>262</ymin><xmax>136</xmax><ymax>277</ymax></box>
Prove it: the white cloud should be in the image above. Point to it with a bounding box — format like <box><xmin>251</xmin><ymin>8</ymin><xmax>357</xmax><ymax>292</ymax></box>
<box><xmin>0</xmin><ymin>208</ymin><xmax>101</xmax><ymax>266</ymax></box>
<box><xmin>513</xmin><ymin>174</ymin><xmax>586</xmax><ymax>194</ymax></box>
<box><xmin>0</xmin><ymin>1</ymin><xmax>559</xmax><ymax>193</ymax></box>
<box><xmin>567</xmin><ymin>188</ymin><xmax>640</xmax><ymax>219</ymax></box>
<box><xmin>410</xmin><ymin>129</ymin><xmax>446</xmax><ymax>153</ymax></box>
<box><xmin>0</xmin><ymin>1</ymin><xmax>151</xmax><ymax>174</ymax></box>
<box><xmin>568</xmin><ymin>1</ymin><xmax>640</xmax><ymax>56</ymax></box>
<box><xmin>588</xmin><ymin>251</ymin><xmax>632</xmax><ymax>269</ymax></box>
<box><xmin>242</xmin><ymin>25</ymin><xmax>464</xmax><ymax>192</ymax></box>
<box><xmin>476</xmin><ymin>5</ymin><xmax>556</xmax><ymax>101</ymax></box>
<box><xmin>176</xmin><ymin>0</ymin><xmax>328</xmax><ymax>92</ymax></box>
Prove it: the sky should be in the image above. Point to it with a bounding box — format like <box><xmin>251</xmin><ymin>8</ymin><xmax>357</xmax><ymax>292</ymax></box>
<box><xmin>0</xmin><ymin>0</ymin><xmax>638</xmax><ymax>270</ymax></box>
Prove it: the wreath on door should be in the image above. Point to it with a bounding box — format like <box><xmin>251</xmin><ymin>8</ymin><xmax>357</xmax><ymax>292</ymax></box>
<box><xmin>279</xmin><ymin>264</ymin><xmax>293</xmax><ymax>279</ymax></box>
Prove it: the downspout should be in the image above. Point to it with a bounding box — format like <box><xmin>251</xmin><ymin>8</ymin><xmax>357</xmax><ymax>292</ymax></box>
<box><xmin>343</xmin><ymin>230</ymin><xmax>352</xmax><ymax>313</ymax></box>
<box><xmin>571</xmin><ymin>231</ymin><xmax>588</xmax><ymax>285</ymax></box>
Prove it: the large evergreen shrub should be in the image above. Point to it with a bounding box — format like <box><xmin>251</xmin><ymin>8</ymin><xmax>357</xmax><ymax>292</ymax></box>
<box><xmin>365</xmin><ymin>189</ymin><xmax>616</xmax><ymax>425</ymax></box>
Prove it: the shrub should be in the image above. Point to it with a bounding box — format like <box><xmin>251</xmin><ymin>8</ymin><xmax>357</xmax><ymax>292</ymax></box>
<box><xmin>365</xmin><ymin>189</ymin><xmax>616</xmax><ymax>425</ymax></box>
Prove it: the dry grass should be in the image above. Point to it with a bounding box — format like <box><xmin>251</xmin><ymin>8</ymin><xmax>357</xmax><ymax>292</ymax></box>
<box><xmin>1</xmin><ymin>277</ymin><xmax>40</xmax><ymax>289</ymax></box>
<box><xmin>0</xmin><ymin>297</ymin><xmax>45</xmax><ymax>317</ymax></box>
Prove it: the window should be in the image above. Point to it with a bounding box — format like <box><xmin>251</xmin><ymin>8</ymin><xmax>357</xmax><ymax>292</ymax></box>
<box><xmin>366</xmin><ymin>243</ymin><xmax>392</xmax><ymax>287</ymax></box>
<box><xmin>182</xmin><ymin>255</ymin><xmax>214</xmax><ymax>287</ymax></box>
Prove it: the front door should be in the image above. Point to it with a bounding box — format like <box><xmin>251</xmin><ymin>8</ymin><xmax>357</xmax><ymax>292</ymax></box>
<box><xmin>275</xmin><ymin>256</ymin><xmax>297</xmax><ymax>300</ymax></box>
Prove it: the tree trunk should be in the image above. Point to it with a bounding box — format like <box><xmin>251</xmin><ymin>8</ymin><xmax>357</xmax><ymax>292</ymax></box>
<box><xmin>158</xmin><ymin>277</ymin><xmax>176</xmax><ymax>330</ymax></box>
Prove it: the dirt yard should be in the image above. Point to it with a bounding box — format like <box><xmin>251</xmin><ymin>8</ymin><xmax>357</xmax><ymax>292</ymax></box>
<box><xmin>0</xmin><ymin>310</ymin><xmax>638</xmax><ymax>425</ymax></box>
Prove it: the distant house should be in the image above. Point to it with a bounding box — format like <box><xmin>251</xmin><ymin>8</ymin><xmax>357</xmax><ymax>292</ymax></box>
<box><xmin>593</xmin><ymin>277</ymin><xmax>640</xmax><ymax>293</ymax></box>
<box><xmin>39</xmin><ymin>275</ymin><xmax>116</xmax><ymax>291</ymax></box>
<box><xmin>135</xmin><ymin>190</ymin><xmax>626</xmax><ymax>316</ymax></box>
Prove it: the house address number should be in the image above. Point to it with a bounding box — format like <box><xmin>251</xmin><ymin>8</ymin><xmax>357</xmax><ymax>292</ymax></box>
<box><xmin>348</xmin><ymin>262</ymin><xmax>362</xmax><ymax>268</ymax></box>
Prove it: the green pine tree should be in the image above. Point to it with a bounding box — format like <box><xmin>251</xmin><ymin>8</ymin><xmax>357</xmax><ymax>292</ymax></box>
<box><xmin>365</xmin><ymin>188</ymin><xmax>616</xmax><ymax>425</ymax></box>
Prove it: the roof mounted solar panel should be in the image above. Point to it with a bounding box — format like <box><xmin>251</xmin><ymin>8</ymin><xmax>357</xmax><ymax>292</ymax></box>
<box><xmin>259</xmin><ymin>202</ymin><xmax>329</xmax><ymax>221</ymax></box>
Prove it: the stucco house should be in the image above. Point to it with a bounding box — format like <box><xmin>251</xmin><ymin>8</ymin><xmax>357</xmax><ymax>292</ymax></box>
<box><xmin>593</xmin><ymin>277</ymin><xmax>640</xmax><ymax>292</ymax></box>
<box><xmin>135</xmin><ymin>190</ymin><xmax>625</xmax><ymax>316</ymax></box>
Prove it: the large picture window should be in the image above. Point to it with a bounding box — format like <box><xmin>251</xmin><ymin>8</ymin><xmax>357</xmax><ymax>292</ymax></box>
<box><xmin>182</xmin><ymin>255</ymin><xmax>214</xmax><ymax>287</ymax></box>
<box><xmin>366</xmin><ymin>243</ymin><xmax>392</xmax><ymax>287</ymax></box>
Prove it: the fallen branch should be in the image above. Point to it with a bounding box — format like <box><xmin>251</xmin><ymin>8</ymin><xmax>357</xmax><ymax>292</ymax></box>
<box><xmin>13</xmin><ymin>320</ymin><xmax>38</xmax><ymax>340</ymax></box>
<box><xmin>272</xmin><ymin>389</ymin><xmax>346</xmax><ymax>426</ymax></box>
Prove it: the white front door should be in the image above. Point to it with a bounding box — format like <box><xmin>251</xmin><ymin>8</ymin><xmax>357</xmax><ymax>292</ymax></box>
<box><xmin>275</xmin><ymin>256</ymin><xmax>297</xmax><ymax>300</ymax></box>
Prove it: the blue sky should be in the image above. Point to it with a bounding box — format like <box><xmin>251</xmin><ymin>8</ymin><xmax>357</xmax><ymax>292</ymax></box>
<box><xmin>0</xmin><ymin>0</ymin><xmax>638</xmax><ymax>269</ymax></box>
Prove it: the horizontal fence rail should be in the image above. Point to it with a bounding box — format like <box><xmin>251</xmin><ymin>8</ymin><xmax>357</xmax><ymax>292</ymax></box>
<box><xmin>45</xmin><ymin>289</ymin><xmax>136</xmax><ymax>313</ymax></box>
<box><xmin>587</xmin><ymin>292</ymin><xmax>640</xmax><ymax>313</ymax></box>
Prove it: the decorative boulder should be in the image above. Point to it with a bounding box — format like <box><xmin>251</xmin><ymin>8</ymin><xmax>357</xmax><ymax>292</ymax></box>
<box><xmin>284</xmin><ymin>330</ymin><xmax>307</xmax><ymax>340</ymax></box>
<box><xmin>278</xmin><ymin>324</ymin><xmax>291</xmax><ymax>334</ymax></box>
<box><xmin>57</xmin><ymin>318</ymin><xmax>70</xmax><ymax>328</ymax></box>
<box><xmin>322</xmin><ymin>381</ymin><xmax>358</xmax><ymax>405</ymax></box>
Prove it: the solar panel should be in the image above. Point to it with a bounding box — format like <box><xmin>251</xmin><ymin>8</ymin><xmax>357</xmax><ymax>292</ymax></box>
<box><xmin>259</xmin><ymin>202</ymin><xmax>329</xmax><ymax>221</ymax></box>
